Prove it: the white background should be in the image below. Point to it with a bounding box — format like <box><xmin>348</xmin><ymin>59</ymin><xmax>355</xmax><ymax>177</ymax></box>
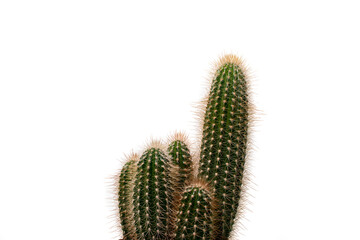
<box><xmin>1</xmin><ymin>1</ymin><xmax>359</xmax><ymax>239</ymax></box>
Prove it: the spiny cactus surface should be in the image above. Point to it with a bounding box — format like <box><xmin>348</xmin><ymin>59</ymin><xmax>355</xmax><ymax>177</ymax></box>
<box><xmin>118</xmin><ymin>154</ymin><xmax>138</xmax><ymax>240</ymax></box>
<box><xmin>199</xmin><ymin>55</ymin><xmax>250</xmax><ymax>239</ymax></box>
<box><xmin>132</xmin><ymin>144</ymin><xmax>174</xmax><ymax>240</ymax></box>
<box><xmin>175</xmin><ymin>182</ymin><xmax>214</xmax><ymax>240</ymax></box>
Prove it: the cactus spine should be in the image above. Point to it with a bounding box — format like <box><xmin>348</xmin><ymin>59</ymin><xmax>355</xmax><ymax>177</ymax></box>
<box><xmin>175</xmin><ymin>181</ymin><xmax>214</xmax><ymax>240</ymax></box>
<box><xmin>118</xmin><ymin>153</ymin><xmax>138</xmax><ymax>240</ymax></box>
<box><xmin>199</xmin><ymin>55</ymin><xmax>250</xmax><ymax>239</ymax></box>
<box><xmin>132</xmin><ymin>142</ymin><xmax>174</xmax><ymax>239</ymax></box>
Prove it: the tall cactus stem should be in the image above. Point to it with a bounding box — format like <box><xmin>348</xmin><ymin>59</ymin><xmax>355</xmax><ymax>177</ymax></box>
<box><xmin>198</xmin><ymin>54</ymin><xmax>252</xmax><ymax>239</ymax></box>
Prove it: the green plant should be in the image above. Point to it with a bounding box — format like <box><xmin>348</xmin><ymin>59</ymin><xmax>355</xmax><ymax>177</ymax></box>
<box><xmin>117</xmin><ymin>54</ymin><xmax>252</xmax><ymax>240</ymax></box>
<box><xmin>118</xmin><ymin>153</ymin><xmax>138</xmax><ymax>240</ymax></box>
<box><xmin>174</xmin><ymin>181</ymin><xmax>215</xmax><ymax>240</ymax></box>
<box><xmin>132</xmin><ymin>142</ymin><xmax>175</xmax><ymax>239</ymax></box>
<box><xmin>198</xmin><ymin>55</ymin><xmax>250</xmax><ymax>239</ymax></box>
<box><xmin>167</xmin><ymin>132</ymin><xmax>193</xmax><ymax>191</ymax></box>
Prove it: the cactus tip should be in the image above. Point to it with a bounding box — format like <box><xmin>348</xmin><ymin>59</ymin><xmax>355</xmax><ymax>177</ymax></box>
<box><xmin>144</xmin><ymin>138</ymin><xmax>166</xmax><ymax>152</ymax></box>
<box><xmin>168</xmin><ymin>131</ymin><xmax>189</xmax><ymax>143</ymax></box>
<box><xmin>212</xmin><ymin>53</ymin><xmax>249</xmax><ymax>78</ymax></box>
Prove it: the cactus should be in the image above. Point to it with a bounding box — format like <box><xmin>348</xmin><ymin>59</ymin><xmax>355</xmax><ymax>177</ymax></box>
<box><xmin>118</xmin><ymin>153</ymin><xmax>138</xmax><ymax>240</ymax></box>
<box><xmin>117</xmin><ymin>54</ymin><xmax>253</xmax><ymax>240</ymax></box>
<box><xmin>167</xmin><ymin>132</ymin><xmax>193</xmax><ymax>190</ymax></box>
<box><xmin>198</xmin><ymin>54</ymin><xmax>251</xmax><ymax>239</ymax></box>
<box><xmin>174</xmin><ymin>181</ymin><xmax>215</xmax><ymax>240</ymax></box>
<box><xmin>132</xmin><ymin>142</ymin><xmax>175</xmax><ymax>240</ymax></box>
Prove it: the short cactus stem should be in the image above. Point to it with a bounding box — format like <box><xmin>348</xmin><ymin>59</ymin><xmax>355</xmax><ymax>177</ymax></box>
<box><xmin>132</xmin><ymin>142</ymin><xmax>174</xmax><ymax>240</ymax></box>
<box><xmin>118</xmin><ymin>153</ymin><xmax>138</xmax><ymax>240</ymax></box>
<box><xmin>167</xmin><ymin>132</ymin><xmax>193</xmax><ymax>190</ymax></box>
<box><xmin>199</xmin><ymin>54</ymin><xmax>250</xmax><ymax>239</ymax></box>
<box><xmin>174</xmin><ymin>181</ymin><xmax>215</xmax><ymax>240</ymax></box>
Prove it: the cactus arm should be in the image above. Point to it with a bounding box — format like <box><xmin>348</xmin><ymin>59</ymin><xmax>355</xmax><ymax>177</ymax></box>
<box><xmin>118</xmin><ymin>153</ymin><xmax>138</xmax><ymax>240</ymax></box>
<box><xmin>132</xmin><ymin>142</ymin><xmax>174</xmax><ymax>239</ymax></box>
<box><xmin>175</xmin><ymin>181</ymin><xmax>214</xmax><ymax>240</ymax></box>
<box><xmin>167</xmin><ymin>132</ymin><xmax>193</xmax><ymax>190</ymax></box>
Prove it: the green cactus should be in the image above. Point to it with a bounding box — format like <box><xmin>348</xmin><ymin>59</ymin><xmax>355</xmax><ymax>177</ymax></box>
<box><xmin>132</xmin><ymin>142</ymin><xmax>175</xmax><ymax>240</ymax></box>
<box><xmin>167</xmin><ymin>132</ymin><xmax>193</xmax><ymax>190</ymax></box>
<box><xmin>117</xmin><ymin>54</ymin><xmax>253</xmax><ymax>240</ymax></box>
<box><xmin>174</xmin><ymin>181</ymin><xmax>215</xmax><ymax>240</ymax></box>
<box><xmin>198</xmin><ymin>54</ymin><xmax>251</xmax><ymax>239</ymax></box>
<box><xmin>118</xmin><ymin>153</ymin><xmax>138</xmax><ymax>240</ymax></box>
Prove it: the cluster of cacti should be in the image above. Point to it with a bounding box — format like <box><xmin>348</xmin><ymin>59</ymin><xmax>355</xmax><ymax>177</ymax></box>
<box><xmin>117</xmin><ymin>54</ymin><xmax>252</xmax><ymax>240</ymax></box>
